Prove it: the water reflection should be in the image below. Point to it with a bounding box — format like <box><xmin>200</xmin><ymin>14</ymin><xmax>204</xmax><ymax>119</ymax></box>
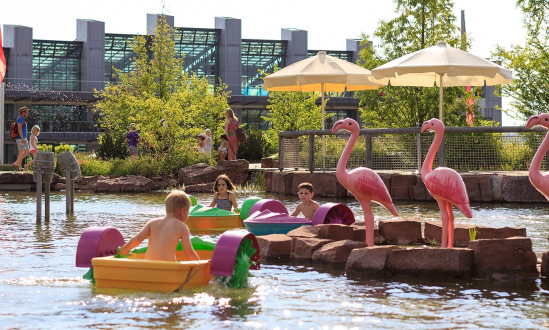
<box><xmin>1</xmin><ymin>190</ymin><xmax>549</xmax><ymax>328</ymax></box>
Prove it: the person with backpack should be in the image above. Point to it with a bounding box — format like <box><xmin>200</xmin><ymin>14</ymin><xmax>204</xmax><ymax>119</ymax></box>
<box><xmin>12</xmin><ymin>106</ymin><xmax>30</xmax><ymax>171</ymax></box>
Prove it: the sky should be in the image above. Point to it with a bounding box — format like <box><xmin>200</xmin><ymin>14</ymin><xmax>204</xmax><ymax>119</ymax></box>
<box><xmin>1</xmin><ymin>0</ymin><xmax>527</xmax><ymax>125</ymax></box>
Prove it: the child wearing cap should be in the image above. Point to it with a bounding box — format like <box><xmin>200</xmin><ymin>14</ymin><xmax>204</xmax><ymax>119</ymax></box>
<box><xmin>194</xmin><ymin>133</ymin><xmax>206</xmax><ymax>153</ymax></box>
<box><xmin>125</xmin><ymin>123</ymin><xmax>141</xmax><ymax>159</ymax></box>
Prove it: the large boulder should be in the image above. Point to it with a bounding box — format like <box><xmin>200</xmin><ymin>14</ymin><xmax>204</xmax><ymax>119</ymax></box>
<box><xmin>462</xmin><ymin>175</ymin><xmax>493</xmax><ymax>202</ymax></box>
<box><xmin>501</xmin><ymin>175</ymin><xmax>546</xmax><ymax>202</ymax></box>
<box><xmin>468</xmin><ymin>237</ymin><xmax>538</xmax><ymax>278</ymax></box>
<box><xmin>316</xmin><ymin>224</ymin><xmax>354</xmax><ymax>241</ymax></box>
<box><xmin>264</xmin><ymin>171</ymin><xmax>274</xmax><ymax>192</ymax></box>
<box><xmin>216</xmin><ymin>159</ymin><xmax>250</xmax><ymax>185</ymax></box>
<box><xmin>378</xmin><ymin>217</ymin><xmax>422</xmax><ymax>245</ymax></box>
<box><xmin>346</xmin><ymin>246</ymin><xmax>400</xmax><ymax>275</ymax></box>
<box><xmin>317</xmin><ymin>172</ymin><xmax>348</xmax><ymax>198</ymax></box>
<box><xmin>257</xmin><ymin>234</ymin><xmax>292</xmax><ymax>261</ymax></box>
<box><xmin>291</xmin><ymin>237</ymin><xmax>334</xmax><ymax>260</ymax></box>
<box><xmin>184</xmin><ymin>183</ymin><xmax>214</xmax><ymax>194</ymax></box>
<box><xmin>475</xmin><ymin>226</ymin><xmax>527</xmax><ymax>239</ymax></box>
<box><xmin>287</xmin><ymin>225</ymin><xmax>321</xmax><ymax>238</ymax></box>
<box><xmin>424</xmin><ymin>221</ymin><xmax>475</xmax><ymax>247</ymax></box>
<box><xmin>271</xmin><ymin>171</ymin><xmax>294</xmax><ymax>194</ymax></box>
<box><xmin>391</xmin><ymin>173</ymin><xmax>415</xmax><ymax>200</ymax></box>
<box><xmin>178</xmin><ymin>163</ymin><xmax>221</xmax><ymax>186</ymax></box>
<box><xmin>386</xmin><ymin>248</ymin><xmax>474</xmax><ymax>277</ymax></box>
<box><xmin>312</xmin><ymin>240</ymin><xmax>367</xmax><ymax>264</ymax></box>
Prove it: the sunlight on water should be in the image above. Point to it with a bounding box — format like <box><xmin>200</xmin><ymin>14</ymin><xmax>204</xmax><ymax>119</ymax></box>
<box><xmin>0</xmin><ymin>190</ymin><xmax>548</xmax><ymax>328</ymax></box>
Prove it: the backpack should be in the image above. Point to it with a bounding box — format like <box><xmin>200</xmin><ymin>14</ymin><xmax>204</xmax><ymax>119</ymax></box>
<box><xmin>10</xmin><ymin>117</ymin><xmax>23</xmax><ymax>139</ymax></box>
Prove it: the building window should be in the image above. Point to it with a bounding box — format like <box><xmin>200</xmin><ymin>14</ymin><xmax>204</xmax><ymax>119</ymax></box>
<box><xmin>325</xmin><ymin>109</ymin><xmax>358</xmax><ymax>129</ymax></box>
<box><xmin>32</xmin><ymin>40</ymin><xmax>82</xmax><ymax>91</ymax></box>
<box><xmin>28</xmin><ymin>105</ymin><xmax>90</xmax><ymax>132</ymax></box>
<box><xmin>241</xmin><ymin>109</ymin><xmax>271</xmax><ymax>130</ymax></box>
<box><xmin>104</xmin><ymin>34</ymin><xmax>139</xmax><ymax>84</ymax></box>
<box><xmin>241</xmin><ymin>40</ymin><xmax>287</xmax><ymax>96</ymax></box>
<box><xmin>174</xmin><ymin>28</ymin><xmax>220</xmax><ymax>86</ymax></box>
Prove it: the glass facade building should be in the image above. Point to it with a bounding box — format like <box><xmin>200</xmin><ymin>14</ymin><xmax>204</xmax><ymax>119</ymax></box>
<box><xmin>241</xmin><ymin>40</ymin><xmax>287</xmax><ymax>96</ymax></box>
<box><xmin>32</xmin><ymin>40</ymin><xmax>82</xmax><ymax>91</ymax></box>
<box><xmin>241</xmin><ymin>109</ymin><xmax>271</xmax><ymax>130</ymax></box>
<box><xmin>308</xmin><ymin>50</ymin><xmax>353</xmax><ymax>61</ymax></box>
<box><xmin>175</xmin><ymin>28</ymin><xmax>220</xmax><ymax>85</ymax></box>
<box><xmin>104</xmin><ymin>34</ymin><xmax>138</xmax><ymax>84</ymax></box>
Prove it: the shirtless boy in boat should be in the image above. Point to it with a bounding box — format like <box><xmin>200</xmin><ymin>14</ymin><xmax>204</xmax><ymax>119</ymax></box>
<box><xmin>118</xmin><ymin>190</ymin><xmax>200</xmax><ymax>262</ymax></box>
<box><xmin>291</xmin><ymin>182</ymin><xmax>320</xmax><ymax>220</ymax></box>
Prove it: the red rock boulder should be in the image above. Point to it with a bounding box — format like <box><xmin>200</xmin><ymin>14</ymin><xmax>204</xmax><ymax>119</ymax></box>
<box><xmin>346</xmin><ymin>246</ymin><xmax>401</xmax><ymax>275</ymax></box>
<box><xmin>257</xmin><ymin>234</ymin><xmax>292</xmax><ymax>261</ymax></box>
<box><xmin>386</xmin><ymin>248</ymin><xmax>474</xmax><ymax>277</ymax></box>
<box><xmin>178</xmin><ymin>163</ymin><xmax>221</xmax><ymax>186</ymax></box>
<box><xmin>378</xmin><ymin>217</ymin><xmax>422</xmax><ymax>245</ymax></box>
<box><xmin>468</xmin><ymin>237</ymin><xmax>538</xmax><ymax>278</ymax></box>
<box><xmin>312</xmin><ymin>240</ymin><xmax>367</xmax><ymax>264</ymax></box>
<box><xmin>291</xmin><ymin>237</ymin><xmax>334</xmax><ymax>260</ymax></box>
<box><xmin>216</xmin><ymin>159</ymin><xmax>250</xmax><ymax>185</ymax></box>
<box><xmin>316</xmin><ymin>224</ymin><xmax>354</xmax><ymax>241</ymax></box>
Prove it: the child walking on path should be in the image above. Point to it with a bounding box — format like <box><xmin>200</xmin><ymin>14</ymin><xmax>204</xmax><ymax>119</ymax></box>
<box><xmin>224</xmin><ymin>108</ymin><xmax>239</xmax><ymax>160</ymax></box>
<box><xmin>125</xmin><ymin>123</ymin><xmax>141</xmax><ymax>159</ymax></box>
<box><xmin>24</xmin><ymin>125</ymin><xmax>40</xmax><ymax>172</ymax></box>
<box><xmin>118</xmin><ymin>190</ymin><xmax>199</xmax><ymax>262</ymax></box>
<box><xmin>204</xmin><ymin>129</ymin><xmax>212</xmax><ymax>155</ymax></box>
<box><xmin>210</xmin><ymin>174</ymin><xmax>238</xmax><ymax>211</ymax></box>
<box><xmin>291</xmin><ymin>182</ymin><xmax>320</xmax><ymax>220</ymax></box>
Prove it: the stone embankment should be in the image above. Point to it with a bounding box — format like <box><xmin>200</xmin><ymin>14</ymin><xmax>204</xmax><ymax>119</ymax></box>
<box><xmin>265</xmin><ymin>170</ymin><xmax>549</xmax><ymax>202</ymax></box>
<box><xmin>0</xmin><ymin>160</ymin><xmax>251</xmax><ymax>193</ymax></box>
<box><xmin>257</xmin><ymin>219</ymin><xmax>548</xmax><ymax>282</ymax></box>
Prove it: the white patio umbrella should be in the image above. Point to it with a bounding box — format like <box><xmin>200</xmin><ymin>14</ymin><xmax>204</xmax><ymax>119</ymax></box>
<box><xmin>263</xmin><ymin>51</ymin><xmax>381</xmax><ymax>130</ymax></box>
<box><xmin>370</xmin><ymin>42</ymin><xmax>514</xmax><ymax>122</ymax></box>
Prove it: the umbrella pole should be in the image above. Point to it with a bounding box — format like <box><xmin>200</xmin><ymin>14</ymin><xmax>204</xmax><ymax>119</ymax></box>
<box><xmin>438</xmin><ymin>74</ymin><xmax>445</xmax><ymax>167</ymax></box>
<box><xmin>321</xmin><ymin>84</ymin><xmax>326</xmax><ymax>169</ymax></box>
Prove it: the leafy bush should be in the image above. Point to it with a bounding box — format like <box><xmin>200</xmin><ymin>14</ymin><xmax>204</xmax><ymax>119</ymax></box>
<box><xmin>238</xmin><ymin>126</ymin><xmax>276</xmax><ymax>162</ymax></box>
<box><xmin>96</xmin><ymin>132</ymin><xmax>129</xmax><ymax>160</ymax></box>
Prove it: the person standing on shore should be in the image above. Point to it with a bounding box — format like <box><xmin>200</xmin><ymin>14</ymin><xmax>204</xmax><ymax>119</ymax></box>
<box><xmin>224</xmin><ymin>108</ymin><xmax>239</xmax><ymax>161</ymax></box>
<box><xmin>12</xmin><ymin>106</ymin><xmax>30</xmax><ymax>171</ymax></box>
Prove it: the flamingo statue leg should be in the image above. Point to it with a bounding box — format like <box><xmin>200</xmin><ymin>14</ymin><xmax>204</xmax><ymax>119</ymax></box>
<box><xmin>360</xmin><ymin>201</ymin><xmax>375</xmax><ymax>247</ymax></box>
<box><xmin>437</xmin><ymin>200</ymin><xmax>449</xmax><ymax>248</ymax></box>
<box><xmin>446</xmin><ymin>202</ymin><xmax>455</xmax><ymax>248</ymax></box>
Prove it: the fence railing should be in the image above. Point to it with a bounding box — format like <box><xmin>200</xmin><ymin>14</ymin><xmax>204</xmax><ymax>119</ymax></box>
<box><xmin>278</xmin><ymin>126</ymin><xmax>549</xmax><ymax>172</ymax></box>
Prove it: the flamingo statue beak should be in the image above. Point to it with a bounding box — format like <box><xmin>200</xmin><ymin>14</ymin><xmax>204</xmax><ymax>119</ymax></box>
<box><xmin>420</xmin><ymin>120</ymin><xmax>431</xmax><ymax>133</ymax></box>
<box><xmin>526</xmin><ymin>116</ymin><xmax>539</xmax><ymax>129</ymax></box>
<box><xmin>332</xmin><ymin>120</ymin><xmax>344</xmax><ymax>133</ymax></box>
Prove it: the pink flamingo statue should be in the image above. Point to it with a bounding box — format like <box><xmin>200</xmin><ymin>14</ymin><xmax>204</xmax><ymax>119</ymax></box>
<box><xmin>421</xmin><ymin>118</ymin><xmax>472</xmax><ymax>248</ymax></box>
<box><xmin>332</xmin><ymin>118</ymin><xmax>398</xmax><ymax>247</ymax></box>
<box><xmin>526</xmin><ymin>113</ymin><xmax>549</xmax><ymax>201</ymax></box>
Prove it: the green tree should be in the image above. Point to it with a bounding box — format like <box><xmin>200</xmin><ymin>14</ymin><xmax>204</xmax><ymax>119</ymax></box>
<box><xmin>356</xmin><ymin>0</ymin><xmax>482</xmax><ymax>128</ymax></box>
<box><xmin>94</xmin><ymin>16</ymin><xmax>229</xmax><ymax>166</ymax></box>
<box><xmin>259</xmin><ymin>67</ymin><xmax>326</xmax><ymax>151</ymax></box>
<box><xmin>493</xmin><ymin>0</ymin><xmax>549</xmax><ymax>122</ymax></box>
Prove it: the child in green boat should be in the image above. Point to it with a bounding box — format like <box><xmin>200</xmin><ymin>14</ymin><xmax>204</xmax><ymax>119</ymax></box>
<box><xmin>118</xmin><ymin>190</ymin><xmax>200</xmax><ymax>262</ymax></box>
<box><xmin>210</xmin><ymin>174</ymin><xmax>239</xmax><ymax>212</ymax></box>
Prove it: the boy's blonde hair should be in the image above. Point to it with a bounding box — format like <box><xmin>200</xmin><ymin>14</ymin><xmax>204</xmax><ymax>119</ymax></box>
<box><xmin>165</xmin><ymin>190</ymin><xmax>191</xmax><ymax>213</ymax></box>
<box><xmin>31</xmin><ymin>125</ymin><xmax>40</xmax><ymax>134</ymax></box>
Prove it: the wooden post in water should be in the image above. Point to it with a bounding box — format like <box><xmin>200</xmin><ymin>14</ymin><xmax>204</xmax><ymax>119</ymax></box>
<box><xmin>36</xmin><ymin>171</ymin><xmax>42</xmax><ymax>223</ymax></box>
<box><xmin>66</xmin><ymin>170</ymin><xmax>72</xmax><ymax>214</ymax></box>
<box><xmin>45</xmin><ymin>180</ymin><xmax>50</xmax><ymax>221</ymax></box>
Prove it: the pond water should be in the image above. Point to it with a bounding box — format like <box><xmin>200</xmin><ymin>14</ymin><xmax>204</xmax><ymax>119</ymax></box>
<box><xmin>1</xmin><ymin>190</ymin><xmax>549</xmax><ymax>329</ymax></box>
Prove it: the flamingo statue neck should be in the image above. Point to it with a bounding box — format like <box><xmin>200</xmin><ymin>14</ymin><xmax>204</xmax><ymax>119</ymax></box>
<box><xmin>422</xmin><ymin>126</ymin><xmax>444</xmax><ymax>177</ymax></box>
<box><xmin>336</xmin><ymin>126</ymin><xmax>359</xmax><ymax>184</ymax></box>
<box><xmin>529</xmin><ymin>130</ymin><xmax>549</xmax><ymax>183</ymax></box>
